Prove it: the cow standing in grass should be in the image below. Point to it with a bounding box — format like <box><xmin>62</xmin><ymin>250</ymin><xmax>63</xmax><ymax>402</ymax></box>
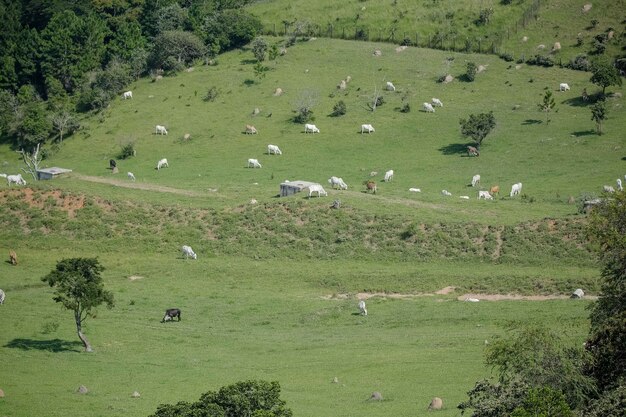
<box><xmin>162</xmin><ymin>308</ymin><xmax>181</xmax><ymax>322</ymax></box>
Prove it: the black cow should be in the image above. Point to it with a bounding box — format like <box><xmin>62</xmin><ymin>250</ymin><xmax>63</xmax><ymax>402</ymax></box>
<box><xmin>109</xmin><ymin>159</ymin><xmax>117</xmax><ymax>169</ymax></box>
<box><xmin>162</xmin><ymin>308</ymin><xmax>181</xmax><ymax>322</ymax></box>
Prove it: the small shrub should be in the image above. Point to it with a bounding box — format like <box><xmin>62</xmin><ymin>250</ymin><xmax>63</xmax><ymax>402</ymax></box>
<box><xmin>203</xmin><ymin>86</ymin><xmax>219</xmax><ymax>102</ymax></box>
<box><xmin>400</xmin><ymin>37</ymin><xmax>413</xmax><ymax>46</ymax></box>
<box><xmin>294</xmin><ymin>109</ymin><xmax>313</xmax><ymax>123</ymax></box>
<box><xmin>466</xmin><ymin>62</ymin><xmax>477</xmax><ymax>81</ymax></box>
<box><xmin>567</xmin><ymin>54</ymin><xmax>591</xmax><ymax>71</ymax></box>
<box><xmin>477</xmin><ymin>8</ymin><xmax>493</xmax><ymax>25</ymax></box>
<box><xmin>332</xmin><ymin>100</ymin><xmax>347</xmax><ymax>116</ymax></box>
<box><xmin>526</xmin><ymin>54</ymin><xmax>554</xmax><ymax>67</ymax></box>
<box><xmin>499</xmin><ymin>53</ymin><xmax>514</xmax><ymax>62</ymax></box>
<box><xmin>590</xmin><ymin>19</ymin><xmax>599</xmax><ymax>28</ymax></box>
<box><xmin>400</xmin><ymin>103</ymin><xmax>411</xmax><ymax>113</ymax></box>
<box><xmin>118</xmin><ymin>142</ymin><xmax>136</xmax><ymax>160</ymax></box>
<box><xmin>41</xmin><ymin>320</ymin><xmax>60</xmax><ymax>334</ymax></box>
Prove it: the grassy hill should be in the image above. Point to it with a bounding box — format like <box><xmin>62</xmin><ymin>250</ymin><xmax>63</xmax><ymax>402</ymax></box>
<box><xmin>0</xmin><ymin>36</ymin><xmax>623</xmax><ymax>417</ymax></box>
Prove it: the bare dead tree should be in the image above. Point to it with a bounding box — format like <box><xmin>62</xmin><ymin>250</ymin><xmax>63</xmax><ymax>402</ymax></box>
<box><xmin>52</xmin><ymin>110</ymin><xmax>77</xmax><ymax>142</ymax></box>
<box><xmin>17</xmin><ymin>143</ymin><xmax>42</xmax><ymax>181</ymax></box>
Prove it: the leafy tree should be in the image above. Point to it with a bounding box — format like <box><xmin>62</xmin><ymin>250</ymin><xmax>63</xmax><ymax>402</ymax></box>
<box><xmin>585</xmin><ymin>190</ymin><xmax>626</xmax><ymax>391</ymax></box>
<box><xmin>199</xmin><ymin>9</ymin><xmax>262</xmax><ymax>54</ymax></box>
<box><xmin>39</xmin><ymin>11</ymin><xmax>108</xmax><ymax>93</ymax></box>
<box><xmin>590</xmin><ymin>101</ymin><xmax>607</xmax><ymax>135</ymax></box>
<box><xmin>105</xmin><ymin>20</ymin><xmax>146</xmax><ymax>63</ymax></box>
<box><xmin>459</xmin><ymin>111</ymin><xmax>496</xmax><ymax>149</ymax></box>
<box><xmin>466</xmin><ymin>62</ymin><xmax>477</xmax><ymax>81</ymax></box>
<box><xmin>149</xmin><ymin>380</ymin><xmax>292</xmax><ymax>417</ymax></box>
<box><xmin>538</xmin><ymin>90</ymin><xmax>556</xmax><ymax>124</ymax></box>
<box><xmin>293</xmin><ymin>90</ymin><xmax>318</xmax><ymax>123</ymax></box>
<box><xmin>156</xmin><ymin>3</ymin><xmax>189</xmax><ymax>34</ymax></box>
<box><xmin>510</xmin><ymin>387</ymin><xmax>573</xmax><ymax>417</ymax></box>
<box><xmin>41</xmin><ymin>258</ymin><xmax>114</xmax><ymax>352</ymax></box>
<box><xmin>583</xmin><ymin>384</ymin><xmax>626</xmax><ymax>416</ymax></box>
<box><xmin>253</xmin><ymin>62</ymin><xmax>269</xmax><ymax>80</ymax></box>
<box><xmin>252</xmin><ymin>36</ymin><xmax>268</xmax><ymax>62</ymax></box>
<box><xmin>149</xmin><ymin>30</ymin><xmax>207</xmax><ymax>71</ymax></box>
<box><xmin>0</xmin><ymin>0</ymin><xmax>22</xmax><ymax>90</ymax></box>
<box><xmin>590</xmin><ymin>59</ymin><xmax>622</xmax><ymax>95</ymax></box>
<box><xmin>332</xmin><ymin>100</ymin><xmax>347</xmax><ymax>116</ymax></box>
<box><xmin>14</xmin><ymin>85</ymin><xmax>53</xmax><ymax>150</ymax></box>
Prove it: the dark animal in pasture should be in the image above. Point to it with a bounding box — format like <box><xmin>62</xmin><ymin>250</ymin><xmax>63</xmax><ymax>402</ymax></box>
<box><xmin>109</xmin><ymin>159</ymin><xmax>117</xmax><ymax>169</ymax></box>
<box><xmin>9</xmin><ymin>250</ymin><xmax>17</xmax><ymax>266</ymax></box>
<box><xmin>582</xmin><ymin>88</ymin><xmax>589</xmax><ymax>101</ymax></box>
<box><xmin>162</xmin><ymin>308</ymin><xmax>181</xmax><ymax>322</ymax></box>
<box><xmin>467</xmin><ymin>146</ymin><xmax>479</xmax><ymax>157</ymax></box>
<box><xmin>365</xmin><ymin>180</ymin><xmax>377</xmax><ymax>194</ymax></box>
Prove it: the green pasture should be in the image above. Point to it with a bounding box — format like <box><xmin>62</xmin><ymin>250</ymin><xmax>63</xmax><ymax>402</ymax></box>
<box><xmin>0</xmin><ymin>252</ymin><xmax>593</xmax><ymax>417</ymax></box>
<box><xmin>0</xmin><ymin>36</ymin><xmax>621</xmax><ymax>416</ymax></box>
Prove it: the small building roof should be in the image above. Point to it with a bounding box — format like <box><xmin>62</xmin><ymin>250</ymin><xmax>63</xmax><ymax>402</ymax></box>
<box><xmin>37</xmin><ymin>167</ymin><xmax>73</xmax><ymax>175</ymax></box>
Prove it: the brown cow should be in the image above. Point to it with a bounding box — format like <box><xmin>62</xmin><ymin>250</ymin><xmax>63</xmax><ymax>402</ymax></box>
<box><xmin>467</xmin><ymin>146</ymin><xmax>480</xmax><ymax>157</ymax></box>
<box><xmin>489</xmin><ymin>185</ymin><xmax>500</xmax><ymax>196</ymax></box>
<box><xmin>9</xmin><ymin>250</ymin><xmax>17</xmax><ymax>266</ymax></box>
<box><xmin>365</xmin><ymin>180</ymin><xmax>377</xmax><ymax>194</ymax></box>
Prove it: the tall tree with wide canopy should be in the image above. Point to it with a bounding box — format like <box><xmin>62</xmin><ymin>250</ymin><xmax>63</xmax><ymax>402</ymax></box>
<box><xmin>459</xmin><ymin>111</ymin><xmax>496</xmax><ymax>149</ymax></box>
<box><xmin>41</xmin><ymin>258</ymin><xmax>114</xmax><ymax>352</ymax></box>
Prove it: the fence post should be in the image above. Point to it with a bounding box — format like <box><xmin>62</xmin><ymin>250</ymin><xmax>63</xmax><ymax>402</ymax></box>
<box><xmin>416</xmin><ymin>33</ymin><xmax>418</xmax><ymax>47</ymax></box>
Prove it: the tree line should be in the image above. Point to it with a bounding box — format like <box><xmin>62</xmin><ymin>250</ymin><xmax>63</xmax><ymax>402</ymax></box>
<box><xmin>0</xmin><ymin>0</ymin><xmax>263</xmax><ymax>151</ymax></box>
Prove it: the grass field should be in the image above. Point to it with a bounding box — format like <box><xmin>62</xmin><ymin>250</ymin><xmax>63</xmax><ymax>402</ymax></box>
<box><xmin>0</xmin><ymin>35</ymin><xmax>623</xmax><ymax>417</ymax></box>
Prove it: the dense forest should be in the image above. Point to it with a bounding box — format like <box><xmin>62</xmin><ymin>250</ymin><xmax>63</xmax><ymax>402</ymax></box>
<box><xmin>0</xmin><ymin>0</ymin><xmax>262</xmax><ymax>150</ymax></box>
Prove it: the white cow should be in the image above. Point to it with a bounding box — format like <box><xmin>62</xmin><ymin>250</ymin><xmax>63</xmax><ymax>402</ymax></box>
<box><xmin>559</xmin><ymin>83</ymin><xmax>570</xmax><ymax>91</ymax></box>
<box><xmin>472</xmin><ymin>174</ymin><xmax>481</xmax><ymax>187</ymax></box>
<box><xmin>510</xmin><ymin>182</ymin><xmax>523</xmax><ymax>197</ymax></box>
<box><xmin>122</xmin><ymin>91</ymin><xmax>133</xmax><ymax>99</ymax></box>
<box><xmin>361</xmin><ymin>124</ymin><xmax>375</xmax><ymax>134</ymax></box>
<box><xmin>432</xmin><ymin>98</ymin><xmax>443</xmax><ymax>107</ymax></box>
<box><xmin>328</xmin><ymin>176</ymin><xmax>348</xmax><ymax>190</ymax></box>
<box><xmin>247</xmin><ymin>158</ymin><xmax>262</xmax><ymax>168</ymax></box>
<box><xmin>7</xmin><ymin>174</ymin><xmax>26</xmax><ymax>186</ymax></box>
<box><xmin>155</xmin><ymin>125</ymin><xmax>168</xmax><ymax>135</ymax></box>
<box><xmin>181</xmin><ymin>245</ymin><xmax>197</xmax><ymax>260</ymax></box>
<box><xmin>245</xmin><ymin>125</ymin><xmax>258</xmax><ymax>134</ymax></box>
<box><xmin>386</xmin><ymin>81</ymin><xmax>396</xmax><ymax>91</ymax></box>
<box><xmin>157</xmin><ymin>158</ymin><xmax>169</xmax><ymax>170</ymax></box>
<box><xmin>617</xmin><ymin>178</ymin><xmax>623</xmax><ymax>191</ymax></box>
<box><xmin>603</xmin><ymin>185</ymin><xmax>615</xmax><ymax>193</ymax></box>
<box><xmin>307</xmin><ymin>184</ymin><xmax>327</xmax><ymax>198</ymax></box>
<box><xmin>127</xmin><ymin>172</ymin><xmax>136</xmax><ymax>181</ymax></box>
<box><xmin>267</xmin><ymin>144</ymin><xmax>282</xmax><ymax>155</ymax></box>
<box><xmin>358</xmin><ymin>300</ymin><xmax>367</xmax><ymax>316</ymax></box>
<box><xmin>478</xmin><ymin>190</ymin><xmax>493</xmax><ymax>200</ymax></box>
<box><xmin>304</xmin><ymin>124</ymin><xmax>320</xmax><ymax>133</ymax></box>
<box><xmin>0</xmin><ymin>289</ymin><xmax>4</xmax><ymax>304</ymax></box>
<box><xmin>423</xmin><ymin>102</ymin><xmax>435</xmax><ymax>113</ymax></box>
<box><xmin>384</xmin><ymin>170</ymin><xmax>394</xmax><ymax>182</ymax></box>
<box><xmin>441</xmin><ymin>190</ymin><xmax>452</xmax><ymax>196</ymax></box>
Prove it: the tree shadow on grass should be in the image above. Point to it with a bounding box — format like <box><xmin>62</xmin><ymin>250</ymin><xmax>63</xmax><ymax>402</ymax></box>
<box><xmin>438</xmin><ymin>143</ymin><xmax>473</xmax><ymax>156</ymax></box>
<box><xmin>571</xmin><ymin>130</ymin><xmax>596</xmax><ymax>137</ymax></box>
<box><xmin>5</xmin><ymin>338</ymin><xmax>82</xmax><ymax>352</ymax></box>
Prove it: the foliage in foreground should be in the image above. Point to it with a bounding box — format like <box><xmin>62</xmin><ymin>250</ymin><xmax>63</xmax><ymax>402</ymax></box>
<box><xmin>149</xmin><ymin>380</ymin><xmax>292</xmax><ymax>417</ymax></box>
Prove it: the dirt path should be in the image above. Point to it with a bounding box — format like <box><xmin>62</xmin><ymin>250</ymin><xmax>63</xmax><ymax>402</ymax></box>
<box><xmin>73</xmin><ymin>174</ymin><xmax>209</xmax><ymax>197</ymax></box>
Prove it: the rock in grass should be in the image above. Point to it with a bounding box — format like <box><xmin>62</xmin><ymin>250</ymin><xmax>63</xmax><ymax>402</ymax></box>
<box><xmin>131</xmin><ymin>391</ymin><xmax>141</xmax><ymax>398</ymax></box>
<box><xmin>370</xmin><ymin>391</ymin><xmax>383</xmax><ymax>401</ymax></box>
<box><xmin>0</xmin><ymin>388</ymin><xmax>5</xmax><ymax>397</ymax></box>
<box><xmin>77</xmin><ymin>385</ymin><xmax>88</xmax><ymax>394</ymax></box>
<box><xmin>428</xmin><ymin>397</ymin><xmax>443</xmax><ymax>410</ymax></box>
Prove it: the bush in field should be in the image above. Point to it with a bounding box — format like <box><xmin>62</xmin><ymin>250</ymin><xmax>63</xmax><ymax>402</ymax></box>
<box><xmin>465</xmin><ymin>62</ymin><xmax>477</xmax><ymax>81</ymax></box>
<box><xmin>118</xmin><ymin>141</ymin><xmax>136</xmax><ymax>159</ymax></box>
<box><xmin>203</xmin><ymin>86</ymin><xmax>219</xmax><ymax>102</ymax></box>
<box><xmin>149</xmin><ymin>380</ymin><xmax>292</xmax><ymax>417</ymax></box>
<box><xmin>331</xmin><ymin>100</ymin><xmax>347</xmax><ymax>116</ymax></box>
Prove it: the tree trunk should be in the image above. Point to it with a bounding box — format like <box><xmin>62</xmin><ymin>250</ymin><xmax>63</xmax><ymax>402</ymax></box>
<box><xmin>75</xmin><ymin>312</ymin><xmax>93</xmax><ymax>352</ymax></box>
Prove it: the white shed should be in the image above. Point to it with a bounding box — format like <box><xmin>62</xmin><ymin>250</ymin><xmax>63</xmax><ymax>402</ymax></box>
<box><xmin>280</xmin><ymin>180</ymin><xmax>319</xmax><ymax>197</ymax></box>
<box><xmin>37</xmin><ymin>167</ymin><xmax>73</xmax><ymax>180</ymax></box>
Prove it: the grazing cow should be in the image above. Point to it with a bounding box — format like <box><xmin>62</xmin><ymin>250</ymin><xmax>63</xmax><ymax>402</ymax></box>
<box><xmin>155</xmin><ymin>125</ymin><xmax>168</xmax><ymax>135</ymax></box>
<box><xmin>247</xmin><ymin>158</ymin><xmax>262</xmax><ymax>168</ymax></box>
<box><xmin>304</xmin><ymin>124</ymin><xmax>320</xmax><ymax>133</ymax></box>
<box><xmin>358</xmin><ymin>300</ymin><xmax>367</xmax><ymax>316</ymax></box>
<box><xmin>109</xmin><ymin>159</ymin><xmax>117</xmax><ymax>169</ymax></box>
<box><xmin>328</xmin><ymin>176</ymin><xmax>348</xmax><ymax>190</ymax></box>
<box><xmin>157</xmin><ymin>158</ymin><xmax>169</xmax><ymax>170</ymax></box>
<box><xmin>245</xmin><ymin>125</ymin><xmax>258</xmax><ymax>134</ymax></box>
<box><xmin>122</xmin><ymin>91</ymin><xmax>133</xmax><ymax>99</ymax></box>
<box><xmin>361</xmin><ymin>124</ymin><xmax>375</xmax><ymax>134</ymax></box>
<box><xmin>365</xmin><ymin>181</ymin><xmax>377</xmax><ymax>194</ymax></box>
<box><xmin>441</xmin><ymin>190</ymin><xmax>452</xmax><ymax>196</ymax></box>
<box><xmin>432</xmin><ymin>98</ymin><xmax>443</xmax><ymax>107</ymax></box>
<box><xmin>161</xmin><ymin>308</ymin><xmax>181</xmax><ymax>322</ymax></box>
<box><xmin>127</xmin><ymin>172</ymin><xmax>136</xmax><ymax>181</ymax></box>
<box><xmin>471</xmin><ymin>174</ymin><xmax>481</xmax><ymax>187</ymax></box>
<box><xmin>7</xmin><ymin>174</ymin><xmax>26</xmax><ymax>186</ymax></box>
<box><xmin>267</xmin><ymin>144</ymin><xmax>282</xmax><ymax>155</ymax></box>
<box><xmin>617</xmin><ymin>178</ymin><xmax>623</xmax><ymax>192</ymax></box>
<box><xmin>510</xmin><ymin>182</ymin><xmax>523</xmax><ymax>197</ymax></box>
<box><xmin>181</xmin><ymin>245</ymin><xmax>197</xmax><ymax>260</ymax></box>
<box><xmin>384</xmin><ymin>170</ymin><xmax>394</xmax><ymax>182</ymax></box>
<box><xmin>307</xmin><ymin>184</ymin><xmax>328</xmax><ymax>198</ymax></box>
<box><xmin>582</xmin><ymin>88</ymin><xmax>589</xmax><ymax>101</ymax></box>
<box><xmin>559</xmin><ymin>83</ymin><xmax>570</xmax><ymax>91</ymax></box>
<box><xmin>386</xmin><ymin>81</ymin><xmax>396</xmax><ymax>91</ymax></box>
<box><xmin>467</xmin><ymin>146</ymin><xmax>480</xmax><ymax>157</ymax></box>
<box><xmin>422</xmin><ymin>102</ymin><xmax>435</xmax><ymax>113</ymax></box>
<box><xmin>9</xmin><ymin>250</ymin><xmax>17</xmax><ymax>266</ymax></box>
<box><xmin>0</xmin><ymin>289</ymin><xmax>4</xmax><ymax>304</ymax></box>
<box><xmin>490</xmin><ymin>185</ymin><xmax>500</xmax><ymax>196</ymax></box>
<box><xmin>603</xmin><ymin>185</ymin><xmax>615</xmax><ymax>193</ymax></box>
<box><xmin>478</xmin><ymin>190</ymin><xmax>493</xmax><ymax>200</ymax></box>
